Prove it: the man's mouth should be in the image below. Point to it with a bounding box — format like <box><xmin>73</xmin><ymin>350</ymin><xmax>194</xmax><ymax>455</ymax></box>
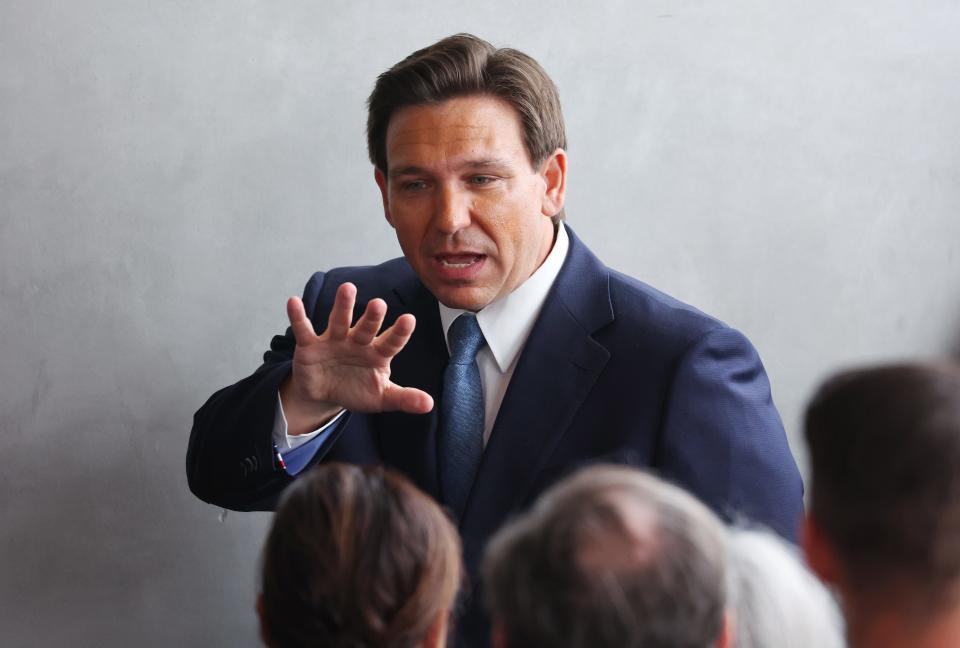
<box><xmin>437</xmin><ymin>254</ymin><xmax>484</xmax><ymax>268</ymax></box>
<box><xmin>432</xmin><ymin>253</ymin><xmax>487</xmax><ymax>280</ymax></box>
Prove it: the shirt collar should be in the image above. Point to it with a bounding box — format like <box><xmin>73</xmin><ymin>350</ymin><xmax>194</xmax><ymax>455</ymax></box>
<box><xmin>438</xmin><ymin>223</ymin><xmax>569</xmax><ymax>372</ymax></box>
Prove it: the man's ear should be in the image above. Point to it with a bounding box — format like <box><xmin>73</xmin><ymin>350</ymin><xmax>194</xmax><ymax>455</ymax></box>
<box><xmin>256</xmin><ymin>593</ymin><xmax>272</xmax><ymax>648</ymax></box>
<box><xmin>802</xmin><ymin>513</ymin><xmax>841</xmax><ymax>585</ymax></box>
<box><xmin>715</xmin><ymin>610</ymin><xmax>734</xmax><ymax>648</ymax></box>
<box><xmin>491</xmin><ymin>619</ymin><xmax>508</xmax><ymax>648</ymax></box>
<box><xmin>374</xmin><ymin>167</ymin><xmax>395</xmax><ymax>228</ymax></box>
<box><xmin>421</xmin><ymin>610</ymin><xmax>449</xmax><ymax>648</ymax></box>
<box><xmin>539</xmin><ymin>148</ymin><xmax>567</xmax><ymax>218</ymax></box>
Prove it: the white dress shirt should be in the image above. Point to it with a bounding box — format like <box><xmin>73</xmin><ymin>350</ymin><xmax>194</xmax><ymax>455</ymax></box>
<box><xmin>438</xmin><ymin>224</ymin><xmax>568</xmax><ymax>445</ymax></box>
<box><xmin>273</xmin><ymin>224</ymin><xmax>569</xmax><ymax>451</ymax></box>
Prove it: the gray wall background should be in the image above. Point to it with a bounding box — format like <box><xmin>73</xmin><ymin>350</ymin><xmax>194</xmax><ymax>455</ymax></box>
<box><xmin>3</xmin><ymin>1</ymin><xmax>959</xmax><ymax>645</ymax></box>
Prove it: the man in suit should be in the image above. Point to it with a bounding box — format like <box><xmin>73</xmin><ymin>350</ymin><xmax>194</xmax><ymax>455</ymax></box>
<box><xmin>187</xmin><ymin>33</ymin><xmax>802</xmax><ymax>646</ymax></box>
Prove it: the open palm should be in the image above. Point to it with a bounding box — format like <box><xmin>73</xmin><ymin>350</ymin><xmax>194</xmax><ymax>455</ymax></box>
<box><xmin>280</xmin><ymin>283</ymin><xmax>434</xmax><ymax>434</ymax></box>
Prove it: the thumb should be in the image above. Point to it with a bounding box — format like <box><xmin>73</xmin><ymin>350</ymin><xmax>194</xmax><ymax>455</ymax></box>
<box><xmin>382</xmin><ymin>384</ymin><xmax>434</xmax><ymax>414</ymax></box>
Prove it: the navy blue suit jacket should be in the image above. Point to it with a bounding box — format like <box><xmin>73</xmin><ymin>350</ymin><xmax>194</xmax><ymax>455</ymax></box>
<box><xmin>187</xmin><ymin>226</ymin><xmax>802</xmax><ymax>646</ymax></box>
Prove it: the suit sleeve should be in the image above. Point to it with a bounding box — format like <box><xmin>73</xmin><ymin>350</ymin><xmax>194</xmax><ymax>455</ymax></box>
<box><xmin>656</xmin><ymin>326</ymin><xmax>804</xmax><ymax>540</ymax></box>
<box><xmin>185</xmin><ymin>272</ymin><xmax>330</xmax><ymax>511</ymax></box>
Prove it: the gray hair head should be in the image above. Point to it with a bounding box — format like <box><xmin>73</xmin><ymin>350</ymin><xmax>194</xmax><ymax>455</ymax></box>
<box><xmin>727</xmin><ymin>526</ymin><xmax>847</xmax><ymax>648</ymax></box>
<box><xmin>483</xmin><ymin>465</ymin><xmax>728</xmax><ymax>648</ymax></box>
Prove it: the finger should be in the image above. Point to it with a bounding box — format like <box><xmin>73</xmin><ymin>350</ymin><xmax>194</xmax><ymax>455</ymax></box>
<box><xmin>373</xmin><ymin>313</ymin><xmax>416</xmax><ymax>358</ymax></box>
<box><xmin>382</xmin><ymin>384</ymin><xmax>434</xmax><ymax>414</ymax></box>
<box><xmin>326</xmin><ymin>282</ymin><xmax>357</xmax><ymax>340</ymax></box>
<box><xmin>286</xmin><ymin>297</ymin><xmax>318</xmax><ymax>345</ymax></box>
<box><xmin>350</xmin><ymin>298</ymin><xmax>387</xmax><ymax>346</ymax></box>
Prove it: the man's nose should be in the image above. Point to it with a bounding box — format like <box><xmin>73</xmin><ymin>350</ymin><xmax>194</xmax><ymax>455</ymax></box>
<box><xmin>432</xmin><ymin>184</ymin><xmax>472</xmax><ymax>235</ymax></box>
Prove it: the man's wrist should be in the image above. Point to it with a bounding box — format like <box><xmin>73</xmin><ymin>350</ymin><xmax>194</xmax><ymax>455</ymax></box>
<box><xmin>279</xmin><ymin>378</ymin><xmax>342</xmax><ymax>436</ymax></box>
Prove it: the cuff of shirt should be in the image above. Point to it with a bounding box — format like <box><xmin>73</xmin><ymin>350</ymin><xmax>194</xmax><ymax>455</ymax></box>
<box><xmin>271</xmin><ymin>391</ymin><xmax>346</xmax><ymax>452</ymax></box>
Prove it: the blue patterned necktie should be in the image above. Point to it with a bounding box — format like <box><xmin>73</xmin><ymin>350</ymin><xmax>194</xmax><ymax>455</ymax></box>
<box><xmin>439</xmin><ymin>313</ymin><xmax>486</xmax><ymax>520</ymax></box>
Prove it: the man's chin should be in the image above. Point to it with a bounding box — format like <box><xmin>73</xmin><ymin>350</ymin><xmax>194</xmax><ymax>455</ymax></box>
<box><xmin>431</xmin><ymin>285</ymin><xmax>495</xmax><ymax>312</ymax></box>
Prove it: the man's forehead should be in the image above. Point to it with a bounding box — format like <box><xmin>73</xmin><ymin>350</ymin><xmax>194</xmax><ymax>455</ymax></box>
<box><xmin>384</xmin><ymin>96</ymin><xmax>527</xmax><ymax>169</ymax></box>
<box><xmin>389</xmin><ymin>123</ymin><xmax>499</xmax><ymax>148</ymax></box>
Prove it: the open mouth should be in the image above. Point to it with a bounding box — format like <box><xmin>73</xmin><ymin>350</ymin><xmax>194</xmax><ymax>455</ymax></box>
<box><xmin>433</xmin><ymin>253</ymin><xmax>487</xmax><ymax>280</ymax></box>
<box><xmin>438</xmin><ymin>254</ymin><xmax>484</xmax><ymax>268</ymax></box>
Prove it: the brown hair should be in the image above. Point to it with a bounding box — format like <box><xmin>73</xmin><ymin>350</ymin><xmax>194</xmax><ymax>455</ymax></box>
<box><xmin>260</xmin><ymin>463</ymin><xmax>462</xmax><ymax>648</ymax></box>
<box><xmin>483</xmin><ymin>466</ymin><xmax>727</xmax><ymax>648</ymax></box>
<box><xmin>366</xmin><ymin>33</ymin><xmax>566</xmax><ymax>175</ymax></box>
<box><xmin>805</xmin><ymin>362</ymin><xmax>960</xmax><ymax>608</ymax></box>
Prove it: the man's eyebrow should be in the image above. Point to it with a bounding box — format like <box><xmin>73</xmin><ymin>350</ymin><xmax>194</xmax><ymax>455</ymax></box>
<box><xmin>390</xmin><ymin>158</ymin><xmax>516</xmax><ymax>178</ymax></box>
<box><xmin>462</xmin><ymin>158</ymin><xmax>514</xmax><ymax>170</ymax></box>
<box><xmin>389</xmin><ymin>165</ymin><xmax>430</xmax><ymax>178</ymax></box>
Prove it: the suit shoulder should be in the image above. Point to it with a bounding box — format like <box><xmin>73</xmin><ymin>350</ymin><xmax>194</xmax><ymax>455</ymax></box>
<box><xmin>605</xmin><ymin>269</ymin><xmax>730</xmax><ymax>347</ymax></box>
<box><xmin>313</xmin><ymin>257</ymin><xmax>415</xmax><ymax>302</ymax></box>
<box><xmin>302</xmin><ymin>257</ymin><xmax>416</xmax><ymax>323</ymax></box>
<box><xmin>322</xmin><ymin>257</ymin><xmax>414</xmax><ymax>287</ymax></box>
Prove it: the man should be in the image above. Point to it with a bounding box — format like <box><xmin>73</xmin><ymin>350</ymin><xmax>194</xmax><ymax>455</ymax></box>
<box><xmin>483</xmin><ymin>465</ymin><xmax>732</xmax><ymax>648</ymax></box>
<box><xmin>187</xmin><ymin>33</ymin><xmax>801</xmax><ymax>646</ymax></box>
<box><xmin>802</xmin><ymin>362</ymin><xmax>960</xmax><ymax>648</ymax></box>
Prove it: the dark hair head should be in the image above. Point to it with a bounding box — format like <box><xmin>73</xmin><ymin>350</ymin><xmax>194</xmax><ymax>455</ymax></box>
<box><xmin>366</xmin><ymin>33</ymin><xmax>566</xmax><ymax>175</ymax></box>
<box><xmin>483</xmin><ymin>466</ymin><xmax>727</xmax><ymax>648</ymax></box>
<box><xmin>805</xmin><ymin>362</ymin><xmax>960</xmax><ymax>606</ymax></box>
<box><xmin>260</xmin><ymin>463</ymin><xmax>462</xmax><ymax>648</ymax></box>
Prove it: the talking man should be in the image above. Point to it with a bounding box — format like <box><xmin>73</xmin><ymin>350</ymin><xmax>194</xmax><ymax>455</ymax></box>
<box><xmin>187</xmin><ymin>33</ymin><xmax>802</xmax><ymax>647</ymax></box>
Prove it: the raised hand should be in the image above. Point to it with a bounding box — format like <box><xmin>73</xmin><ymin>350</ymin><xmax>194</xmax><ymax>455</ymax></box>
<box><xmin>279</xmin><ymin>282</ymin><xmax>434</xmax><ymax>436</ymax></box>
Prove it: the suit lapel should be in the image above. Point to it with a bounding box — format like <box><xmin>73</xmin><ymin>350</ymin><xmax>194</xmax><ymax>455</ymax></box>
<box><xmin>376</xmin><ymin>275</ymin><xmax>447</xmax><ymax>499</ymax></box>
<box><xmin>458</xmin><ymin>226</ymin><xmax>614</xmax><ymax>572</ymax></box>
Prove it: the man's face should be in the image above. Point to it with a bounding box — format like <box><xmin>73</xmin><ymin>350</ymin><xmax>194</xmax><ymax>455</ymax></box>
<box><xmin>375</xmin><ymin>95</ymin><xmax>565</xmax><ymax>311</ymax></box>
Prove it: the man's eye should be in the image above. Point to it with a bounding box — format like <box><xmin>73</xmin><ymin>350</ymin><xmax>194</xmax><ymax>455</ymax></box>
<box><xmin>402</xmin><ymin>181</ymin><xmax>428</xmax><ymax>191</ymax></box>
<box><xmin>470</xmin><ymin>176</ymin><xmax>496</xmax><ymax>186</ymax></box>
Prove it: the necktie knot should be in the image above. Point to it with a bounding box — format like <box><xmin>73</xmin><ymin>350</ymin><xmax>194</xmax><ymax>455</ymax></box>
<box><xmin>448</xmin><ymin>314</ymin><xmax>485</xmax><ymax>365</ymax></box>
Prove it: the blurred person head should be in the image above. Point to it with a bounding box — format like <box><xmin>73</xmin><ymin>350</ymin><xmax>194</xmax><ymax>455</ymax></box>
<box><xmin>727</xmin><ymin>526</ymin><xmax>846</xmax><ymax>648</ymax></box>
<box><xmin>803</xmin><ymin>362</ymin><xmax>960</xmax><ymax>648</ymax></box>
<box><xmin>482</xmin><ymin>465</ymin><xmax>732</xmax><ymax>648</ymax></box>
<box><xmin>257</xmin><ymin>463</ymin><xmax>462</xmax><ymax>648</ymax></box>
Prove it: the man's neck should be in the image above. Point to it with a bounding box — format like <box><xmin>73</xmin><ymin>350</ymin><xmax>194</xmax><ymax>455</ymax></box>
<box><xmin>848</xmin><ymin>597</ymin><xmax>960</xmax><ymax>648</ymax></box>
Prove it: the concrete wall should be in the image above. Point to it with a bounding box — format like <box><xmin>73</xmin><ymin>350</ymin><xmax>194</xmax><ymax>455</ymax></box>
<box><xmin>2</xmin><ymin>1</ymin><xmax>959</xmax><ymax>645</ymax></box>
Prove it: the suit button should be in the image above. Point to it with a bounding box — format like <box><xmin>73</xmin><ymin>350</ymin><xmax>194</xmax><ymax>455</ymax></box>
<box><xmin>239</xmin><ymin>456</ymin><xmax>259</xmax><ymax>478</ymax></box>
